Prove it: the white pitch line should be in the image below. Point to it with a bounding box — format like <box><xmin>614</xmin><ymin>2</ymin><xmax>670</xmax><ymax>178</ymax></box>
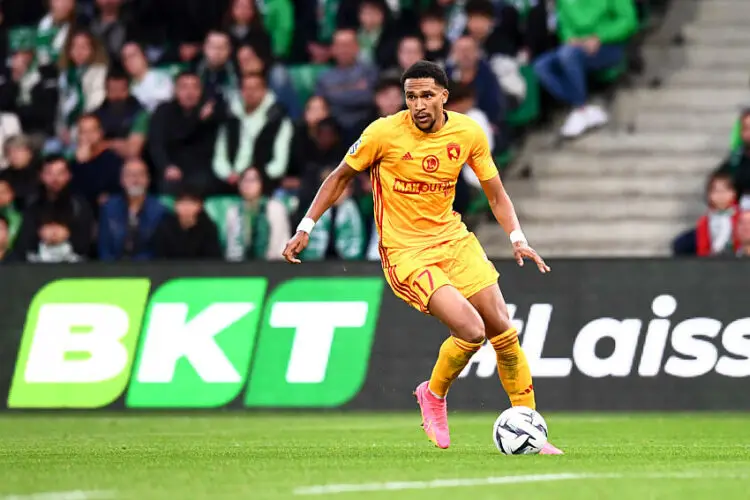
<box><xmin>294</xmin><ymin>473</ymin><xmax>617</xmax><ymax>495</ymax></box>
<box><xmin>293</xmin><ymin>471</ymin><xmax>750</xmax><ymax>496</ymax></box>
<box><xmin>0</xmin><ymin>491</ymin><xmax>115</xmax><ymax>500</ymax></box>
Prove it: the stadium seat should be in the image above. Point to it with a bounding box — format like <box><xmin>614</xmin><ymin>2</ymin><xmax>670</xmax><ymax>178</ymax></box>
<box><xmin>287</xmin><ymin>64</ymin><xmax>330</xmax><ymax>105</ymax></box>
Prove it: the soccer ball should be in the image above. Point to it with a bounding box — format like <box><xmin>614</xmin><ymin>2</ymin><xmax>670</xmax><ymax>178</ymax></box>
<box><xmin>492</xmin><ymin>406</ymin><xmax>548</xmax><ymax>455</ymax></box>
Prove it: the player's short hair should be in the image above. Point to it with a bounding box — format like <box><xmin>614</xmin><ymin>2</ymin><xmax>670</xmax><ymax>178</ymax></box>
<box><xmin>465</xmin><ymin>0</ymin><xmax>496</xmax><ymax>18</ymax></box>
<box><xmin>401</xmin><ymin>60</ymin><xmax>449</xmax><ymax>89</ymax></box>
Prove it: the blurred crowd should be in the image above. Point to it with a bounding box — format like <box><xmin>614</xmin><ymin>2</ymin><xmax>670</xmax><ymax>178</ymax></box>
<box><xmin>674</xmin><ymin>111</ymin><xmax>750</xmax><ymax>258</ymax></box>
<box><xmin>0</xmin><ymin>0</ymin><xmax>648</xmax><ymax>264</ymax></box>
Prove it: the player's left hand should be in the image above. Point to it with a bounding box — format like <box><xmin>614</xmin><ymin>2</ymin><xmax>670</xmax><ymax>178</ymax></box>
<box><xmin>282</xmin><ymin>231</ymin><xmax>310</xmax><ymax>264</ymax></box>
<box><xmin>513</xmin><ymin>241</ymin><xmax>551</xmax><ymax>274</ymax></box>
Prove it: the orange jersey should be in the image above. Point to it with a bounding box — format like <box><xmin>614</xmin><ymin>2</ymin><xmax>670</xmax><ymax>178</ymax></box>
<box><xmin>345</xmin><ymin>110</ymin><xmax>498</xmax><ymax>264</ymax></box>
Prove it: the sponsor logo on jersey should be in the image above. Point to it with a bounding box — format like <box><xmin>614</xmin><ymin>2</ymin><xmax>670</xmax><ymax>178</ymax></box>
<box><xmin>348</xmin><ymin>138</ymin><xmax>362</xmax><ymax>155</ymax></box>
<box><xmin>447</xmin><ymin>143</ymin><xmax>460</xmax><ymax>161</ymax></box>
<box><xmin>393</xmin><ymin>178</ymin><xmax>456</xmax><ymax>195</ymax></box>
<box><xmin>422</xmin><ymin>155</ymin><xmax>440</xmax><ymax>173</ymax></box>
<box><xmin>459</xmin><ymin>295</ymin><xmax>750</xmax><ymax>380</ymax></box>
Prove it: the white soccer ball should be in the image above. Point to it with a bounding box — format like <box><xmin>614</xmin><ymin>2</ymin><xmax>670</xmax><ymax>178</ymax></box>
<box><xmin>492</xmin><ymin>406</ymin><xmax>548</xmax><ymax>455</ymax></box>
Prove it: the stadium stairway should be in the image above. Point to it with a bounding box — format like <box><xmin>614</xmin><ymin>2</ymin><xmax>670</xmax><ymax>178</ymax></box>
<box><xmin>477</xmin><ymin>0</ymin><xmax>750</xmax><ymax>258</ymax></box>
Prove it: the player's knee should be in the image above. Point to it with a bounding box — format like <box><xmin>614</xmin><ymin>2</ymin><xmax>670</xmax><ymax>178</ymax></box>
<box><xmin>495</xmin><ymin>309</ymin><xmax>512</xmax><ymax>332</ymax></box>
<box><xmin>454</xmin><ymin>316</ymin><xmax>486</xmax><ymax>344</ymax></box>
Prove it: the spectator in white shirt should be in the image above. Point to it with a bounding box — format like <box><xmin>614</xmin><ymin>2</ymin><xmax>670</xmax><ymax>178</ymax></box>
<box><xmin>121</xmin><ymin>42</ymin><xmax>174</xmax><ymax>112</ymax></box>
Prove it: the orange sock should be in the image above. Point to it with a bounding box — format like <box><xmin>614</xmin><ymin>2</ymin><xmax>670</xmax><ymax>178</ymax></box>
<box><xmin>428</xmin><ymin>336</ymin><xmax>483</xmax><ymax>398</ymax></box>
<box><xmin>490</xmin><ymin>328</ymin><xmax>536</xmax><ymax>409</ymax></box>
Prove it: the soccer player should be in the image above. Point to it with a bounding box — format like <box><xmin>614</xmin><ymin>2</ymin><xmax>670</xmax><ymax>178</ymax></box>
<box><xmin>282</xmin><ymin>60</ymin><xmax>563</xmax><ymax>454</ymax></box>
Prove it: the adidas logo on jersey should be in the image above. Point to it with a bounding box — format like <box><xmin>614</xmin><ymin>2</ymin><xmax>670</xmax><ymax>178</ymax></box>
<box><xmin>401</xmin><ymin>152</ymin><xmax>413</xmax><ymax>161</ymax></box>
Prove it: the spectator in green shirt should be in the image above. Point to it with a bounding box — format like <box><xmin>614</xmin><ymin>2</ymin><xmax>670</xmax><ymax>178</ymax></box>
<box><xmin>533</xmin><ymin>0</ymin><xmax>637</xmax><ymax>139</ymax></box>
<box><xmin>257</xmin><ymin>0</ymin><xmax>294</xmax><ymax>60</ymax></box>
<box><xmin>36</xmin><ymin>0</ymin><xmax>78</xmax><ymax>67</ymax></box>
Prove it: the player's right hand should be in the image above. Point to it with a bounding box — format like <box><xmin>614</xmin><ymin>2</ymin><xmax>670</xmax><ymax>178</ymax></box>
<box><xmin>282</xmin><ymin>231</ymin><xmax>310</xmax><ymax>264</ymax></box>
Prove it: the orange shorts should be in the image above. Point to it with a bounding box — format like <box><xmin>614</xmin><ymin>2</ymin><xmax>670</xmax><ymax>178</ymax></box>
<box><xmin>382</xmin><ymin>233</ymin><xmax>499</xmax><ymax>314</ymax></box>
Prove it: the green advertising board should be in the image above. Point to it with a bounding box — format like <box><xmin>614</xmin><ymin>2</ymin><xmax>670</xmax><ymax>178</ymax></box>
<box><xmin>7</xmin><ymin>277</ymin><xmax>383</xmax><ymax>409</ymax></box>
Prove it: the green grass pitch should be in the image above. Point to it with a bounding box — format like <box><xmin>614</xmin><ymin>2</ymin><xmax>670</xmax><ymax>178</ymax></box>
<box><xmin>0</xmin><ymin>413</ymin><xmax>749</xmax><ymax>499</ymax></box>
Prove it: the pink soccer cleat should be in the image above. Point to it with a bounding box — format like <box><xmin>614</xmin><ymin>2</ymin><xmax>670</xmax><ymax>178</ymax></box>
<box><xmin>413</xmin><ymin>381</ymin><xmax>450</xmax><ymax>449</ymax></box>
<box><xmin>540</xmin><ymin>442</ymin><xmax>564</xmax><ymax>455</ymax></box>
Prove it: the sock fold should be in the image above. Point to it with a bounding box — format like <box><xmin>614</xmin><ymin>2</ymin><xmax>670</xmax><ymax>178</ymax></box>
<box><xmin>428</xmin><ymin>336</ymin><xmax>483</xmax><ymax>398</ymax></box>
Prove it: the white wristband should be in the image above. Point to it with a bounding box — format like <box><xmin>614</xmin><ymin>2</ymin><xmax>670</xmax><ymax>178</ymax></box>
<box><xmin>297</xmin><ymin>217</ymin><xmax>315</xmax><ymax>234</ymax></box>
<box><xmin>509</xmin><ymin>229</ymin><xmax>527</xmax><ymax>244</ymax></box>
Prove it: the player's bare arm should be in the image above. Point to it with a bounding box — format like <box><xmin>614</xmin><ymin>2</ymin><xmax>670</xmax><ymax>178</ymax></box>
<box><xmin>282</xmin><ymin>161</ymin><xmax>360</xmax><ymax>264</ymax></box>
<box><xmin>480</xmin><ymin>174</ymin><xmax>550</xmax><ymax>273</ymax></box>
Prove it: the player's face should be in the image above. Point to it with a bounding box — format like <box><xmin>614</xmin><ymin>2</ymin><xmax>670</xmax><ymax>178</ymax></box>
<box><xmin>404</xmin><ymin>78</ymin><xmax>448</xmax><ymax>132</ymax></box>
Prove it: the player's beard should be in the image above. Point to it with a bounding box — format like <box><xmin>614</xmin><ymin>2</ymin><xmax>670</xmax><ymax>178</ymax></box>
<box><xmin>414</xmin><ymin>113</ymin><xmax>436</xmax><ymax>132</ymax></box>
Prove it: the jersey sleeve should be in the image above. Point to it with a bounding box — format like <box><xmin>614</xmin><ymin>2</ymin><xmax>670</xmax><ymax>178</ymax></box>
<box><xmin>344</xmin><ymin>119</ymin><xmax>386</xmax><ymax>172</ymax></box>
<box><xmin>466</xmin><ymin>122</ymin><xmax>499</xmax><ymax>182</ymax></box>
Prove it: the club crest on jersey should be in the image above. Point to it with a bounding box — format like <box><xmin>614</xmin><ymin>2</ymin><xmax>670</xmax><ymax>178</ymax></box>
<box><xmin>422</xmin><ymin>155</ymin><xmax>440</xmax><ymax>173</ymax></box>
<box><xmin>447</xmin><ymin>143</ymin><xmax>460</xmax><ymax>161</ymax></box>
<box><xmin>349</xmin><ymin>138</ymin><xmax>362</xmax><ymax>155</ymax></box>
